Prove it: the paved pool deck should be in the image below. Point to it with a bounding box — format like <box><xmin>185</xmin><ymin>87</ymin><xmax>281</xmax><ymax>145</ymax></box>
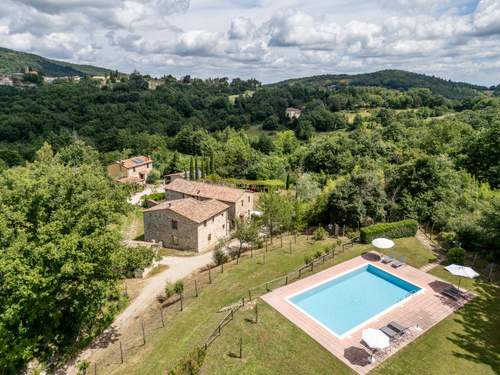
<box><xmin>261</xmin><ymin>252</ymin><xmax>472</xmax><ymax>374</ymax></box>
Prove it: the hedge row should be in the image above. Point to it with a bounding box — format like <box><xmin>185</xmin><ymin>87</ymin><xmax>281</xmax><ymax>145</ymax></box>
<box><xmin>360</xmin><ymin>219</ymin><xmax>418</xmax><ymax>243</ymax></box>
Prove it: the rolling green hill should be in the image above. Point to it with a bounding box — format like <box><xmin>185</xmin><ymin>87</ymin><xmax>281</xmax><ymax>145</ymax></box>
<box><xmin>0</xmin><ymin>47</ymin><xmax>113</xmax><ymax>77</ymax></box>
<box><xmin>273</xmin><ymin>69</ymin><xmax>487</xmax><ymax>99</ymax></box>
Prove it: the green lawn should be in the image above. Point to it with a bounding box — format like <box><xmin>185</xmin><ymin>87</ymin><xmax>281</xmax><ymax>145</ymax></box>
<box><xmin>373</xmin><ymin>267</ymin><xmax>499</xmax><ymax>375</ymax></box>
<box><xmin>98</xmin><ymin>236</ymin><xmax>497</xmax><ymax>375</ymax></box>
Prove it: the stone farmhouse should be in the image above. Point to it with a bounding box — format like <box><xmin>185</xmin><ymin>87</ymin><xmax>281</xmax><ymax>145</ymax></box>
<box><xmin>144</xmin><ymin>198</ymin><xmax>229</xmax><ymax>252</ymax></box>
<box><xmin>107</xmin><ymin>155</ymin><xmax>153</xmax><ymax>184</ymax></box>
<box><xmin>285</xmin><ymin>107</ymin><xmax>302</xmax><ymax>119</ymax></box>
<box><xmin>164</xmin><ymin>178</ymin><xmax>255</xmax><ymax>224</ymax></box>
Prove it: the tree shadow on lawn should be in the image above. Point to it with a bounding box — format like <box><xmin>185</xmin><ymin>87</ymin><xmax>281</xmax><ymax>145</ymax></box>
<box><xmin>447</xmin><ymin>280</ymin><xmax>500</xmax><ymax>371</ymax></box>
<box><xmin>88</xmin><ymin>325</ymin><xmax>120</xmax><ymax>349</ymax></box>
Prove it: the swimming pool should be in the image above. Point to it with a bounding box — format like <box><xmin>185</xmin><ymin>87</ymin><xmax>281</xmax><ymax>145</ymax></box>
<box><xmin>288</xmin><ymin>264</ymin><xmax>421</xmax><ymax>337</ymax></box>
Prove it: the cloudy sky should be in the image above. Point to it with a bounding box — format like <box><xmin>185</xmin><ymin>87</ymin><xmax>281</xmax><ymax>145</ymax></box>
<box><xmin>0</xmin><ymin>0</ymin><xmax>499</xmax><ymax>85</ymax></box>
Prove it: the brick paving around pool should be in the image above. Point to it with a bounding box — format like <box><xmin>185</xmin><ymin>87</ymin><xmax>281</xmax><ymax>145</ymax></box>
<box><xmin>261</xmin><ymin>252</ymin><xmax>472</xmax><ymax>374</ymax></box>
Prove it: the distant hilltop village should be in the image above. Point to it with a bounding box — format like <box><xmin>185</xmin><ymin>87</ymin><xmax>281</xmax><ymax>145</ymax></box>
<box><xmin>0</xmin><ymin>66</ymin><xmax>170</xmax><ymax>90</ymax></box>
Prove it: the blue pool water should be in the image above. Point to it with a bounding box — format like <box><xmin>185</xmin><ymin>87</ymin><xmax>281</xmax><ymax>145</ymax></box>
<box><xmin>289</xmin><ymin>264</ymin><xmax>421</xmax><ymax>336</ymax></box>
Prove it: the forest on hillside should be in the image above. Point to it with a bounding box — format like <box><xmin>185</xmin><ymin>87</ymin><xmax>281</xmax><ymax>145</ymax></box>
<box><xmin>0</xmin><ymin>72</ymin><xmax>499</xmax><ymax>372</ymax></box>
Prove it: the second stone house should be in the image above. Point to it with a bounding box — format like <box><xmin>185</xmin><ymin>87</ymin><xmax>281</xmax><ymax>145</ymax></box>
<box><xmin>143</xmin><ymin>198</ymin><xmax>229</xmax><ymax>252</ymax></box>
<box><xmin>164</xmin><ymin>178</ymin><xmax>254</xmax><ymax>224</ymax></box>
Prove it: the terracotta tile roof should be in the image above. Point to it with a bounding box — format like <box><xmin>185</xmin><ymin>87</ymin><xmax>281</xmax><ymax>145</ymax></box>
<box><xmin>120</xmin><ymin>156</ymin><xmax>152</xmax><ymax>169</ymax></box>
<box><xmin>144</xmin><ymin>198</ymin><xmax>229</xmax><ymax>223</ymax></box>
<box><xmin>165</xmin><ymin>179</ymin><xmax>245</xmax><ymax>203</ymax></box>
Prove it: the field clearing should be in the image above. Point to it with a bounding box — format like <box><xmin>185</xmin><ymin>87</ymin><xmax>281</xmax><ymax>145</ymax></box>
<box><xmin>92</xmin><ymin>236</ymin><xmax>477</xmax><ymax>375</ymax></box>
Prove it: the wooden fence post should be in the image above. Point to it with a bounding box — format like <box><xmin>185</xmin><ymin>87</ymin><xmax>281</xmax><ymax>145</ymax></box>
<box><xmin>311</xmin><ymin>262</ymin><xmax>314</xmax><ymax>272</ymax></box>
<box><xmin>209</xmin><ymin>267</ymin><xmax>212</xmax><ymax>284</ymax></box>
<box><xmin>280</xmin><ymin>235</ymin><xmax>283</xmax><ymax>248</ymax></box>
<box><xmin>119</xmin><ymin>341</ymin><xmax>124</xmax><ymax>363</ymax></box>
<box><xmin>266</xmin><ymin>282</ymin><xmax>269</xmax><ymax>292</ymax></box>
<box><xmin>299</xmin><ymin>269</ymin><xmax>302</xmax><ymax>278</ymax></box>
<box><xmin>239</xmin><ymin>337</ymin><xmax>243</xmax><ymax>359</ymax></box>
<box><xmin>285</xmin><ymin>276</ymin><xmax>288</xmax><ymax>285</ymax></box>
<box><xmin>180</xmin><ymin>294</ymin><xmax>184</xmax><ymax>311</ymax></box>
<box><xmin>248</xmin><ymin>289</ymin><xmax>252</xmax><ymax>301</ymax></box>
<box><xmin>255</xmin><ymin>303</ymin><xmax>258</xmax><ymax>323</ymax></box>
<box><xmin>94</xmin><ymin>362</ymin><xmax>97</xmax><ymax>375</ymax></box>
<box><xmin>141</xmin><ymin>319</ymin><xmax>146</xmax><ymax>345</ymax></box>
<box><xmin>195</xmin><ymin>280</ymin><xmax>199</xmax><ymax>297</ymax></box>
<box><xmin>221</xmin><ymin>263</ymin><xmax>224</xmax><ymax>273</ymax></box>
<box><xmin>160</xmin><ymin>307</ymin><xmax>164</xmax><ymax>327</ymax></box>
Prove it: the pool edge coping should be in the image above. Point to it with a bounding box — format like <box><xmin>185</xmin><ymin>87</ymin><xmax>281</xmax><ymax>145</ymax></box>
<box><xmin>284</xmin><ymin>262</ymin><xmax>426</xmax><ymax>339</ymax></box>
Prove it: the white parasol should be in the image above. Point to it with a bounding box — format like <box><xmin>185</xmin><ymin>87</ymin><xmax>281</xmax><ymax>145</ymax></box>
<box><xmin>371</xmin><ymin>238</ymin><xmax>395</xmax><ymax>249</ymax></box>
<box><xmin>445</xmin><ymin>264</ymin><xmax>479</xmax><ymax>290</ymax></box>
<box><xmin>362</xmin><ymin>328</ymin><xmax>390</xmax><ymax>351</ymax></box>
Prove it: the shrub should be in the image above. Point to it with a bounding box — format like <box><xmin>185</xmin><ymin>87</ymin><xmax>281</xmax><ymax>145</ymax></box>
<box><xmin>141</xmin><ymin>192</ymin><xmax>166</xmax><ymax>207</ymax></box>
<box><xmin>360</xmin><ymin>219</ymin><xmax>418</xmax><ymax>243</ymax></box>
<box><xmin>447</xmin><ymin>247</ymin><xmax>466</xmax><ymax>265</ymax></box>
<box><xmin>304</xmin><ymin>255</ymin><xmax>312</xmax><ymax>265</ymax></box>
<box><xmin>213</xmin><ymin>248</ymin><xmax>228</xmax><ymax>266</ymax></box>
<box><xmin>168</xmin><ymin>346</ymin><xmax>206</xmax><ymax>375</ymax></box>
<box><xmin>146</xmin><ymin>169</ymin><xmax>161</xmax><ymax>184</ymax></box>
<box><xmin>111</xmin><ymin>246</ymin><xmax>158</xmax><ymax>278</ymax></box>
<box><xmin>165</xmin><ymin>283</ymin><xmax>175</xmax><ymax>299</ymax></box>
<box><xmin>312</xmin><ymin>226</ymin><xmax>328</xmax><ymax>240</ymax></box>
<box><xmin>174</xmin><ymin>280</ymin><xmax>184</xmax><ymax>295</ymax></box>
<box><xmin>314</xmin><ymin>250</ymin><xmax>322</xmax><ymax>259</ymax></box>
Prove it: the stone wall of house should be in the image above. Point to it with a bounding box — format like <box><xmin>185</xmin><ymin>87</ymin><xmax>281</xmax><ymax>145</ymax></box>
<box><xmin>127</xmin><ymin>163</ymin><xmax>152</xmax><ymax>180</ymax></box>
<box><xmin>233</xmin><ymin>191</ymin><xmax>255</xmax><ymax>220</ymax></box>
<box><xmin>144</xmin><ymin>209</ymin><xmax>198</xmax><ymax>251</ymax></box>
<box><xmin>165</xmin><ymin>190</ymin><xmax>187</xmax><ymax>201</ymax></box>
<box><xmin>107</xmin><ymin>163</ymin><xmax>127</xmax><ymax>179</ymax></box>
<box><xmin>197</xmin><ymin>211</ymin><xmax>229</xmax><ymax>250</ymax></box>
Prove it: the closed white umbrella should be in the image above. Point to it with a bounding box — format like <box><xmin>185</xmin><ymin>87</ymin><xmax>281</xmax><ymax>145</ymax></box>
<box><xmin>371</xmin><ymin>238</ymin><xmax>395</xmax><ymax>249</ymax></box>
<box><xmin>445</xmin><ymin>264</ymin><xmax>479</xmax><ymax>290</ymax></box>
<box><xmin>362</xmin><ymin>328</ymin><xmax>390</xmax><ymax>351</ymax></box>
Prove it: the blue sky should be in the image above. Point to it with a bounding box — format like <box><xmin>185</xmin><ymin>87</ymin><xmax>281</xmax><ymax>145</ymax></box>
<box><xmin>0</xmin><ymin>0</ymin><xmax>498</xmax><ymax>85</ymax></box>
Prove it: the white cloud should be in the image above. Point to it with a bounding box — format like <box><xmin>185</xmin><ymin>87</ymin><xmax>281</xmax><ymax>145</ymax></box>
<box><xmin>0</xmin><ymin>0</ymin><xmax>498</xmax><ymax>85</ymax></box>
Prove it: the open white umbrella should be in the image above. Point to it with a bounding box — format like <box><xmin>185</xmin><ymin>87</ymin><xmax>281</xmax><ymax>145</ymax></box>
<box><xmin>445</xmin><ymin>264</ymin><xmax>479</xmax><ymax>291</ymax></box>
<box><xmin>362</xmin><ymin>328</ymin><xmax>390</xmax><ymax>351</ymax></box>
<box><xmin>371</xmin><ymin>238</ymin><xmax>395</xmax><ymax>249</ymax></box>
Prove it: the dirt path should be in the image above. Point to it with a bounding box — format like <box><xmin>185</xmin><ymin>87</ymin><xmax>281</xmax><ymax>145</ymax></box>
<box><xmin>63</xmin><ymin>251</ymin><xmax>216</xmax><ymax>374</ymax></box>
<box><xmin>127</xmin><ymin>184</ymin><xmax>163</xmax><ymax>206</ymax></box>
<box><xmin>63</xmin><ymin>239</ymin><xmax>239</xmax><ymax>374</ymax></box>
<box><xmin>416</xmin><ymin>229</ymin><xmax>444</xmax><ymax>272</ymax></box>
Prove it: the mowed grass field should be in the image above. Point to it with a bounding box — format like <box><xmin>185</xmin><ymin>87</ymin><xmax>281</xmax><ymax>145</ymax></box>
<box><xmin>99</xmin><ymin>236</ymin><xmax>498</xmax><ymax>375</ymax></box>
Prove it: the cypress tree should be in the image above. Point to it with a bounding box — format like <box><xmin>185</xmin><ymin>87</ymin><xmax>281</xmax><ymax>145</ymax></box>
<box><xmin>189</xmin><ymin>157</ymin><xmax>194</xmax><ymax>180</ymax></box>
<box><xmin>204</xmin><ymin>157</ymin><xmax>209</xmax><ymax>176</ymax></box>
<box><xmin>210</xmin><ymin>153</ymin><xmax>215</xmax><ymax>175</ymax></box>
<box><xmin>194</xmin><ymin>157</ymin><xmax>198</xmax><ymax>180</ymax></box>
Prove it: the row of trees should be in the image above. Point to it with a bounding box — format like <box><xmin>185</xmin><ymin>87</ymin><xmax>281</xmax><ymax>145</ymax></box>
<box><xmin>0</xmin><ymin>143</ymin><xmax>156</xmax><ymax>372</ymax></box>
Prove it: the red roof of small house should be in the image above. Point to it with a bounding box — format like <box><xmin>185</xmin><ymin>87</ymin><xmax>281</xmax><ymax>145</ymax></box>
<box><xmin>165</xmin><ymin>179</ymin><xmax>246</xmax><ymax>203</ymax></box>
<box><xmin>144</xmin><ymin>198</ymin><xmax>229</xmax><ymax>223</ymax></box>
<box><xmin>120</xmin><ymin>156</ymin><xmax>153</xmax><ymax>169</ymax></box>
